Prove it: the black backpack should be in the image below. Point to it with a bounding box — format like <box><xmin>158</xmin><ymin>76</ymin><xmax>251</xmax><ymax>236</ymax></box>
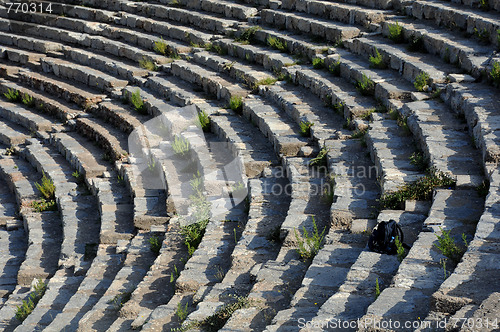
<box><xmin>368</xmin><ymin>220</ymin><xmax>409</xmax><ymax>255</ymax></box>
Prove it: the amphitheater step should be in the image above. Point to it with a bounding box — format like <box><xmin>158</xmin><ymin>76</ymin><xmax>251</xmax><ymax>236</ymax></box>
<box><xmin>280</xmin><ymin>0</ymin><xmax>387</xmax><ymax>27</ymax></box>
<box><xmin>412</xmin><ymin>0</ymin><xmax>500</xmax><ymax>46</ymax></box>
<box><xmin>344</xmin><ymin>35</ymin><xmax>464</xmax><ymax>84</ymax></box>
<box><xmin>381</xmin><ymin>18</ymin><xmax>493</xmax><ymax>77</ymax></box>
<box><xmin>366</xmin><ymin>114</ymin><xmax>424</xmax><ymax>195</ymax></box>
<box><xmin>40</xmin><ymin>57</ymin><xmax>129</xmax><ymax>93</ymax></box>
<box><xmin>0</xmin><ymin>45</ymin><xmax>45</xmax><ymax>67</ymax></box>
<box><xmin>117</xmin><ymin>223</ymin><xmax>188</xmax><ymax>329</ymax></box>
<box><xmin>75</xmin><ymin>116</ymin><xmax>129</xmax><ymax>161</ymax></box>
<box><xmin>180</xmin><ymin>0</ymin><xmax>259</xmax><ymax>20</ymax></box>
<box><xmin>0</xmin><ymin>154</ymin><xmax>63</xmax><ymax>289</ymax></box>
<box><xmin>17</xmin><ymin>70</ymin><xmax>107</xmax><ymax>108</ymax></box>
<box><xmin>170</xmin><ymin>59</ymin><xmax>249</xmax><ymax>102</ymax></box>
<box><xmin>23</xmin><ymin>139</ymin><xmax>101</xmax><ymax>271</ymax></box>
<box><xmin>76</xmin><ymin>231</ymin><xmax>160</xmax><ymax>331</ymax></box>
<box><xmin>264</xmin><ymin>230</ymin><xmax>367</xmax><ymax>331</ymax></box>
<box><xmin>0</xmin><ymin>119</ymin><xmax>29</xmax><ymax>147</ymax></box>
<box><xmin>39</xmin><ymin>245</ymin><xmax>125</xmax><ymax>331</ymax></box>
<box><xmin>260</xmin><ymin>9</ymin><xmax>361</xmax><ymax>43</ymax></box>
<box><xmin>0</xmin><ymin>100</ymin><xmax>57</xmax><ymax>133</ymax></box>
<box><xmin>242</xmin><ymin>96</ymin><xmax>311</xmax><ymax>157</ymax></box>
<box><xmin>326</xmin><ymin>139</ymin><xmax>380</xmax><ymax>229</ymax></box>
<box><xmin>0</xmin><ymin>78</ymin><xmax>85</xmax><ymax>121</ymax></box>
<box><xmin>181</xmin><ymin>174</ymin><xmax>291</xmax><ymax>326</ymax></box>
<box><xmin>360</xmin><ymin>189</ymin><xmax>484</xmax><ymax>327</ymax></box>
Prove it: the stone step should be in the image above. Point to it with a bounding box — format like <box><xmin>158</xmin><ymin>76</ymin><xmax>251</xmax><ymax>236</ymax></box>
<box><xmin>0</xmin><ymin>31</ymin><xmax>63</xmax><ymax>54</ymax></box>
<box><xmin>381</xmin><ymin>18</ymin><xmax>494</xmax><ymax>78</ymax></box>
<box><xmin>75</xmin><ymin>232</ymin><xmax>160</xmax><ymax>331</ymax></box>
<box><xmin>39</xmin><ymin>245</ymin><xmax>125</xmax><ymax>331</ymax></box>
<box><xmin>0</xmin><ymin>44</ymin><xmax>46</xmax><ymax>67</ymax></box>
<box><xmin>442</xmin><ymin>82</ymin><xmax>500</xmax><ymax>166</ymax></box>
<box><xmin>12</xmin><ymin>270</ymin><xmax>84</xmax><ymax>332</ymax></box>
<box><xmin>136</xmin><ymin>3</ymin><xmax>243</xmax><ymax>34</ymax></box>
<box><xmin>326</xmin><ymin>139</ymin><xmax>380</xmax><ymax>230</ymax></box>
<box><xmin>143</xmin><ymin>75</ymin><xmax>279</xmax><ymax>177</ymax></box>
<box><xmin>0</xmin><ymin>286</ymin><xmax>32</xmax><ymax>331</ymax></box>
<box><xmin>0</xmin><ymin>100</ymin><xmax>57</xmax><ymax>133</ymax></box>
<box><xmin>75</xmin><ymin>116</ymin><xmax>129</xmax><ymax>161</ymax></box>
<box><xmin>401</xmin><ymin>99</ymin><xmax>484</xmax><ymax>188</ymax></box>
<box><xmin>260</xmin><ymin>8</ymin><xmax>361</xmax><ymax>43</ymax></box>
<box><xmin>0</xmin><ymin>118</ymin><xmax>29</xmax><ymax>147</ymax></box>
<box><xmin>264</xmin><ymin>230</ymin><xmax>366</xmax><ymax>331</ymax></box>
<box><xmin>170</xmin><ymin>60</ymin><xmax>250</xmax><ymax>102</ymax></box>
<box><xmin>253</xmin><ymin>26</ymin><xmax>330</xmax><ymax>61</ymax></box>
<box><xmin>279</xmin><ymin>0</ymin><xmax>388</xmax><ymax>28</ymax></box>
<box><xmin>117</xmin><ymin>223</ymin><xmax>188</xmax><ymax>329</ymax></box>
<box><xmin>360</xmin><ymin>189</ymin><xmax>484</xmax><ymax>327</ymax></box>
<box><xmin>324</xmin><ymin>49</ymin><xmax>416</xmax><ymax>103</ymax></box>
<box><xmin>181</xmin><ymin>175</ymin><xmax>291</xmax><ymax>325</ymax></box>
<box><xmin>1</xmin><ymin>15</ymin><xmax>170</xmax><ymax>65</ymax></box>
<box><xmin>93</xmin><ymin>99</ymin><xmax>147</xmax><ymax>135</ymax></box>
<box><xmin>214</xmin><ymin>37</ymin><xmax>299</xmax><ymax>73</ymax></box>
<box><xmin>450</xmin><ymin>0</ymin><xmax>500</xmax><ymax>12</ymax></box>
<box><xmin>191</xmin><ymin>51</ymin><xmax>277</xmax><ymax>88</ymax></box>
<box><xmin>343</xmin><ymin>35</ymin><xmax>464</xmax><ymax>84</ymax></box>
<box><xmin>40</xmin><ymin>57</ymin><xmax>128</xmax><ymax>93</ymax></box>
<box><xmin>115</xmin><ymin>11</ymin><xmax>213</xmax><ymax>46</ymax></box>
<box><xmin>23</xmin><ymin>140</ymin><xmax>101</xmax><ymax>271</ymax></box>
<box><xmin>0</xmin><ymin>78</ymin><xmax>85</xmax><ymax>121</ymax></box>
<box><xmin>412</xmin><ymin>0</ymin><xmax>500</xmax><ymax>47</ymax></box>
<box><xmin>242</xmin><ymin>96</ymin><xmax>312</xmax><ymax>157</ymax></box>
<box><xmin>177</xmin><ymin>0</ymin><xmax>259</xmax><ymax>20</ymax></box>
<box><xmin>17</xmin><ymin>70</ymin><xmax>106</xmax><ymax>109</ymax></box>
<box><xmin>60</xmin><ymin>46</ymin><xmax>150</xmax><ymax>82</ymax></box>
<box><xmin>366</xmin><ymin>116</ymin><xmax>424</xmax><ymax>194</ymax></box>
<box><xmin>0</xmin><ymin>154</ymin><xmax>63</xmax><ymax>288</ymax></box>
<box><xmin>293</xmin><ymin>65</ymin><xmax>379</xmax><ymax>120</ymax></box>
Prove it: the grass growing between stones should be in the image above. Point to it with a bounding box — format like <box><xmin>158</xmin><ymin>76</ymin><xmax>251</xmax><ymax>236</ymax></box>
<box><xmin>388</xmin><ymin>21</ymin><xmax>404</xmax><ymax>43</ymax></box>
<box><xmin>139</xmin><ymin>57</ymin><xmax>158</xmax><ymax>71</ymax></box>
<box><xmin>379</xmin><ymin>167</ymin><xmax>456</xmax><ymax>209</ymax></box>
<box><xmin>176</xmin><ymin>301</ymin><xmax>189</xmax><ymax>322</ymax></box>
<box><xmin>32</xmin><ymin>172</ymin><xmax>57</xmax><ymax>212</ymax></box>
<box><xmin>309</xmin><ymin>147</ymin><xmax>328</xmax><ymax>167</ymax></box>
<box><xmin>109</xmin><ymin>290</ymin><xmax>132</xmax><ymax>310</ymax></box>
<box><xmin>312</xmin><ymin>57</ymin><xmax>325</xmax><ymax>69</ymax></box>
<box><xmin>236</xmin><ymin>26</ymin><xmax>261</xmax><ymax>44</ymax></box>
<box><xmin>154</xmin><ymin>37</ymin><xmax>169</xmax><ymax>55</ymax></box>
<box><xmin>329</xmin><ymin>57</ymin><xmax>341</xmax><ymax>76</ymax></box>
<box><xmin>299</xmin><ymin>121</ymin><xmax>314</xmax><ymax>137</ymax></box>
<box><xmin>356</xmin><ymin>74</ymin><xmax>375</xmax><ymax>96</ymax></box>
<box><xmin>267</xmin><ymin>36</ymin><xmax>287</xmax><ymax>52</ymax></box>
<box><xmin>4</xmin><ymin>88</ymin><xmax>20</xmax><ymax>102</ymax></box>
<box><xmin>375</xmin><ymin>278</ymin><xmax>381</xmax><ymax>299</ymax></box>
<box><xmin>149</xmin><ymin>235</ymin><xmax>162</xmax><ymax>255</ymax></box>
<box><xmin>435</xmin><ymin>228</ymin><xmax>468</xmax><ymax>264</ymax></box>
<box><xmin>229</xmin><ymin>96</ymin><xmax>243</xmax><ymax>113</ymax></box>
<box><xmin>22</xmin><ymin>93</ymin><xmax>35</xmax><ymax>107</ymax></box>
<box><xmin>407</xmin><ymin>35</ymin><xmax>425</xmax><ymax>52</ymax></box>
<box><xmin>294</xmin><ymin>216</ymin><xmax>326</xmax><ymax>261</ymax></box>
<box><xmin>197</xmin><ymin>110</ymin><xmax>211</xmax><ymax>132</ymax></box>
<box><xmin>172</xmin><ymin>135</ymin><xmax>191</xmax><ymax>158</ymax></box>
<box><xmin>129</xmin><ymin>89</ymin><xmax>146</xmax><ymax>114</ymax></box>
<box><xmin>15</xmin><ymin>279</ymin><xmax>46</xmax><ymax>322</ymax></box>
<box><xmin>395</xmin><ymin>236</ymin><xmax>407</xmax><ymax>262</ymax></box>
<box><xmin>369</xmin><ymin>48</ymin><xmax>387</xmax><ymax>69</ymax></box>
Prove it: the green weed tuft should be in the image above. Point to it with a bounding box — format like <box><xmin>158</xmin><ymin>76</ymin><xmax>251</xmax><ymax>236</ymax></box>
<box><xmin>312</xmin><ymin>57</ymin><xmax>325</xmax><ymax>69</ymax></box>
<box><xmin>414</xmin><ymin>72</ymin><xmax>430</xmax><ymax>92</ymax></box>
<box><xmin>309</xmin><ymin>147</ymin><xmax>328</xmax><ymax>167</ymax></box>
<box><xmin>149</xmin><ymin>235</ymin><xmax>162</xmax><ymax>255</ymax></box>
<box><xmin>15</xmin><ymin>280</ymin><xmax>46</xmax><ymax>322</ymax></box>
<box><xmin>388</xmin><ymin>21</ymin><xmax>404</xmax><ymax>43</ymax></box>
<box><xmin>229</xmin><ymin>96</ymin><xmax>243</xmax><ymax>113</ymax></box>
<box><xmin>267</xmin><ymin>36</ymin><xmax>287</xmax><ymax>52</ymax></box>
<box><xmin>197</xmin><ymin>110</ymin><xmax>211</xmax><ymax>132</ymax></box>
<box><xmin>299</xmin><ymin>121</ymin><xmax>314</xmax><ymax>137</ymax></box>
<box><xmin>236</xmin><ymin>26</ymin><xmax>261</xmax><ymax>44</ymax></box>
<box><xmin>22</xmin><ymin>93</ymin><xmax>35</xmax><ymax>107</ymax></box>
<box><xmin>4</xmin><ymin>88</ymin><xmax>20</xmax><ymax>102</ymax></box>
<box><xmin>356</xmin><ymin>74</ymin><xmax>375</xmax><ymax>96</ymax></box>
<box><xmin>294</xmin><ymin>216</ymin><xmax>326</xmax><ymax>260</ymax></box>
<box><xmin>172</xmin><ymin>135</ymin><xmax>191</xmax><ymax>158</ymax></box>
<box><xmin>435</xmin><ymin>228</ymin><xmax>468</xmax><ymax>264</ymax></box>
<box><xmin>369</xmin><ymin>48</ymin><xmax>386</xmax><ymax>69</ymax></box>
<box><xmin>35</xmin><ymin>172</ymin><xmax>55</xmax><ymax>200</ymax></box>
